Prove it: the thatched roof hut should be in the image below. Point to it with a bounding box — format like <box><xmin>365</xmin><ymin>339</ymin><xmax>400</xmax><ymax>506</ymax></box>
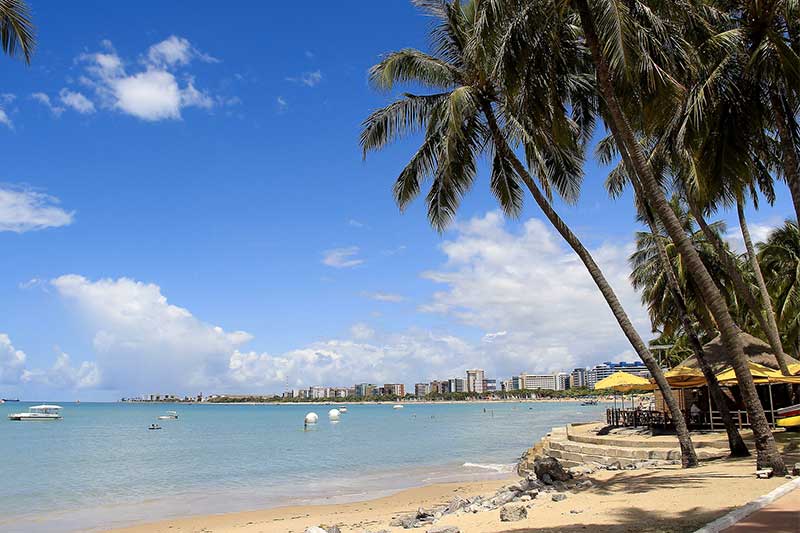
<box><xmin>678</xmin><ymin>331</ymin><xmax>799</xmax><ymax>373</ymax></box>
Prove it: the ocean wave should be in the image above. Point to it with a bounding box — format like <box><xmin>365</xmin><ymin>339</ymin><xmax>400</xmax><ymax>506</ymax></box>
<box><xmin>462</xmin><ymin>462</ymin><xmax>514</xmax><ymax>473</ymax></box>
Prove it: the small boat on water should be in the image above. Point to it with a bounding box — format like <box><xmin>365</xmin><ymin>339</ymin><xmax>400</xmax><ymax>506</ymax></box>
<box><xmin>338</xmin><ymin>406</ymin><xmax>348</xmax><ymax>413</ymax></box>
<box><xmin>8</xmin><ymin>405</ymin><xmax>63</xmax><ymax>421</ymax></box>
<box><xmin>3</xmin><ymin>398</ymin><xmax>20</xmax><ymax>402</ymax></box>
<box><xmin>581</xmin><ymin>399</ymin><xmax>598</xmax><ymax>406</ymax></box>
<box><xmin>157</xmin><ymin>410</ymin><xmax>178</xmax><ymax>420</ymax></box>
<box><xmin>776</xmin><ymin>403</ymin><xmax>800</xmax><ymax>418</ymax></box>
<box><xmin>148</xmin><ymin>424</ymin><xmax>162</xmax><ymax>430</ymax></box>
<box><xmin>392</xmin><ymin>404</ymin><xmax>404</xmax><ymax>409</ymax></box>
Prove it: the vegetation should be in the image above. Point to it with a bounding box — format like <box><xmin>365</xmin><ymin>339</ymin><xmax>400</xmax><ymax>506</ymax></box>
<box><xmin>361</xmin><ymin>0</ymin><xmax>799</xmax><ymax>474</ymax></box>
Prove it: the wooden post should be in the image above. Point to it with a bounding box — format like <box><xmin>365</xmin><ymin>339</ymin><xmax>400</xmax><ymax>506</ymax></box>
<box><xmin>768</xmin><ymin>383</ymin><xmax>775</xmax><ymax>429</ymax></box>
<box><xmin>708</xmin><ymin>389</ymin><xmax>714</xmax><ymax>430</ymax></box>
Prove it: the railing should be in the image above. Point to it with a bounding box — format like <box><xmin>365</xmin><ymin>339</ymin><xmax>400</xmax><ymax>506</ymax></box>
<box><xmin>608</xmin><ymin>407</ymin><xmax>780</xmax><ymax>429</ymax></box>
<box><xmin>708</xmin><ymin>409</ymin><xmax>778</xmax><ymax>429</ymax></box>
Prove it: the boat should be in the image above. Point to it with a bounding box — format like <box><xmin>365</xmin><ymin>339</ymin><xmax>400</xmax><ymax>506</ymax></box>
<box><xmin>148</xmin><ymin>424</ymin><xmax>162</xmax><ymax>430</ymax></box>
<box><xmin>581</xmin><ymin>399</ymin><xmax>598</xmax><ymax>406</ymax></box>
<box><xmin>8</xmin><ymin>405</ymin><xmax>63</xmax><ymax>421</ymax></box>
<box><xmin>338</xmin><ymin>406</ymin><xmax>348</xmax><ymax>413</ymax></box>
<box><xmin>3</xmin><ymin>398</ymin><xmax>20</xmax><ymax>402</ymax></box>
<box><xmin>776</xmin><ymin>415</ymin><xmax>800</xmax><ymax>429</ymax></box>
<box><xmin>392</xmin><ymin>404</ymin><xmax>404</xmax><ymax>409</ymax></box>
<box><xmin>157</xmin><ymin>410</ymin><xmax>178</xmax><ymax>420</ymax></box>
<box><xmin>775</xmin><ymin>403</ymin><xmax>800</xmax><ymax>419</ymax></box>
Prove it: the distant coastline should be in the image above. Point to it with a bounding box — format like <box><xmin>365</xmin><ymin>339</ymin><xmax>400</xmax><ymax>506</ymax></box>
<box><xmin>118</xmin><ymin>397</ymin><xmax>622</xmax><ymax>405</ymax></box>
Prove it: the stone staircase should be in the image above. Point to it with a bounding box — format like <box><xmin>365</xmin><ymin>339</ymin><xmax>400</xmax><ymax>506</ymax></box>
<box><xmin>535</xmin><ymin>423</ymin><xmax>730</xmax><ymax>469</ymax></box>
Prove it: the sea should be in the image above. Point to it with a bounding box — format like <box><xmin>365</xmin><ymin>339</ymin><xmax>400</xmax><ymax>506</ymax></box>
<box><xmin>0</xmin><ymin>400</ymin><xmax>607</xmax><ymax>532</ymax></box>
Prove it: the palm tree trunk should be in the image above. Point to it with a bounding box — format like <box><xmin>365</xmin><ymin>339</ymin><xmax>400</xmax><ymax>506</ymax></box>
<box><xmin>688</xmin><ymin>200</ymin><xmax>791</xmax><ymax>377</ymax></box>
<box><xmin>737</xmin><ymin>200</ymin><xmax>792</xmax><ymax>377</ymax></box>
<box><xmin>770</xmin><ymin>92</ymin><xmax>800</xmax><ymax>225</ymax></box>
<box><xmin>479</xmin><ymin>99</ymin><xmax>698</xmax><ymax>468</ymax></box>
<box><xmin>575</xmin><ymin>0</ymin><xmax>785</xmax><ymax>474</ymax></box>
<box><xmin>635</xmin><ymin>192</ymin><xmax>748</xmax><ymax>457</ymax></box>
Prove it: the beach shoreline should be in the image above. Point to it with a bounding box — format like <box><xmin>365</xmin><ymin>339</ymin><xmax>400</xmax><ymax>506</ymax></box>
<box><xmin>126</xmin><ymin>397</ymin><xmax>620</xmax><ymax>406</ymax></box>
<box><xmin>108</xmin><ymin>456</ymin><xmax>788</xmax><ymax>533</ymax></box>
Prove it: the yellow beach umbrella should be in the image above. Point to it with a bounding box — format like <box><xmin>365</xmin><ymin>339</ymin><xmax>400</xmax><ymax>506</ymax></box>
<box><xmin>594</xmin><ymin>371</ymin><xmax>653</xmax><ymax>392</ymax></box>
<box><xmin>715</xmin><ymin>361</ymin><xmax>778</xmax><ymax>385</ymax></box>
<box><xmin>663</xmin><ymin>366</ymin><xmax>706</xmax><ymax>388</ymax></box>
<box><xmin>789</xmin><ymin>363</ymin><xmax>800</xmax><ymax>376</ymax></box>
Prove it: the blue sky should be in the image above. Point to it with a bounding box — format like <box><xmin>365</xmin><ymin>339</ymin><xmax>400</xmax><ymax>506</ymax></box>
<box><xmin>0</xmin><ymin>1</ymin><xmax>794</xmax><ymax>401</ymax></box>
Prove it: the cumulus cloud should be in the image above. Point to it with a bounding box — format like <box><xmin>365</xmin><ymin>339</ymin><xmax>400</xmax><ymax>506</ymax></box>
<box><xmin>77</xmin><ymin>37</ymin><xmax>216</xmax><ymax>121</ymax></box>
<box><xmin>362</xmin><ymin>291</ymin><xmax>405</xmax><ymax>302</ymax></box>
<box><xmin>322</xmin><ymin>246</ymin><xmax>364</xmax><ymax>268</ymax></box>
<box><xmin>51</xmin><ymin>275</ymin><xmax>253</xmax><ymax>392</ymax></box>
<box><xmin>276</xmin><ymin>95</ymin><xmax>288</xmax><ymax>112</ymax></box>
<box><xmin>420</xmin><ymin>211</ymin><xmax>649</xmax><ymax>373</ymax></box>
<box><xmin>0</xmin><ymin>334</ymin><xmax>27</xmax><ymax>384</ymax></box>
<box><xmin>0</xmin><ymin>186</ymin><xmax>74</xmax><ymax>232</ymax></box>
<box><xmin>22</xmin><ymin>350</ymin><xmax>101</xmax><ymax>389</ymax></box>
<box><xmin>32</xmin><ymin>92</ymin><xmax>65</xmax><ymax>116</ymax></box>
<box><xmin>59</xmin><ymin>89</ymin><xmax>95</xmax><ymax>114</ymax></box>
<box><xmin>0</xmin><ymin>108</ymin><xmax>13</xmax><ymax>128</ymax></box>
<box><xmin>725</xmin><ymin>219</ymin><xmax>780</xmax><ymax>254</ymax></box>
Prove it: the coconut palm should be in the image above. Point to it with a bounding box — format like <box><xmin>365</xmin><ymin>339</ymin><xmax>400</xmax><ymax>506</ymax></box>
<box><xmin>361</xmin><ymin>0</ymin><xmax>699</xmax><ymax>466</ymax></box>
<box><xmin>759</xmin><ymin>221</ymin><xmax>800</xmax><ymax>357</ymax></box>
<box><xmin>0</xmin><ymin>0</ymin><xmax>34</xmax><ymax>63</ymax></box>
<box><xmin>554</xmin><ymin>0</ymin><xmax>786</xmax><ymax>473</ymax></box>
<box><xmin>630</xmin><ymin>197</ymin><xmax>750</xmax><ymax>456</ymax></box>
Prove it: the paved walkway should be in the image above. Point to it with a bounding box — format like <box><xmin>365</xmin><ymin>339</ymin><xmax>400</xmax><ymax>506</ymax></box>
<box><xmin>722</xmin><ymin>487</ymin><xmax>800</xmax><ymax>532</ymax></box>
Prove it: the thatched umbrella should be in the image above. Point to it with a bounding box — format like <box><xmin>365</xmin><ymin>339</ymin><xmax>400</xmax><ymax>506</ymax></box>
<box><xmin>678</xmin><ymin>331</ymin><xmax>800</xmax><ymax>372</ymax></box>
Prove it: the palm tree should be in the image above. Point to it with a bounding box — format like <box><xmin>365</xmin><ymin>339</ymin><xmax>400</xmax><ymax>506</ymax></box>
<box><xmin>0</xmin><ymin>0</ymin><xmax>35</xmax><ymax>63</ymax></box>
<box><xmin>630</xmin><ymin>197</ymin><xmax>749</xmax><ymax>456</ymax></box>
<box><xmin>759</xmin><ymin>221</ymin><xmax>800</xmax><ymax>358</ymax></box>
<box><xmin>564</xmin><ymin>0</ymin><xmax>785</xmax><ymax>473</ymax></box>
<box><xmin>361</xmin><ymin>0</ymin><xmax>698</xmax><ymax>466</ymax></box>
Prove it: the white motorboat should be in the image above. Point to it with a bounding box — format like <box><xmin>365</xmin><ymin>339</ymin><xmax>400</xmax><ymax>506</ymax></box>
<box><xmin>157</xmin><ymin>410</ymin><xmax>178</xmax><ymax>420</ymax></box>
<box><xmin>392</xmin><ymin>404</ymin><xmax>404</xmax><ymax>409</ymax></box>
<box><xmin>338</xmin><ymin>406</ymin><xmax>348</xmax><ymax>413</ymax></box>
<box><xmin>8</xmin><ymin>404</ymin><xmax>63</xmax><ymax>421</ymax></box>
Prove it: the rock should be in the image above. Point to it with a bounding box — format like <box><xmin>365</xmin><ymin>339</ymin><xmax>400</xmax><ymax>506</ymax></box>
<box><xmin>607</xmin><ymin>461</ymin><xmax>621</xmax><ymax>471</ymax></box>
<box><xmin>793</xmin><ymin>463</ymin><xmax>800</xmax><ymax>476</ymax></box>
<box><xmin>499</xmin><ymin>504</ymin><xmax>528</xmax><ymax>522</ymax></box>
<box><xmin>516</xmin><ymin>441</ymin><xmax>547</xmax><ymax>476</ymax></box>
<box><xmin>570</xmin><ymin>509</ymin><xmax>583</xmax><ymax>514</ymax></box>
<box><xmin>519</xmin><ymin>494</ymin><xmax>532</xmax><ymax>502</ymax></box>
<box><xmin>541</xmin><ymin>473</ymin><xmax>553</xmax><ymax>485</ymax></box>
<box><xmin>388</xmin><ymin>515</ymin><xmax>416</xmax><ymax>528</ymax></box>
<box><xmin>526</xmin><ymin>488</ymin><xmax>540</xmax><ymax>498</ymax></box>
<box><xmin>551</xmin><ymin>493</ymin><xmax>567</xmax><ymax>502</ymax></box>
<box><xmin>325</xmin><ymin>527</ymin><xmax>341</xmax><ymax>533</ymax></box>
<box><xmin>445</xmin><ymin>496</ymin><xmax>466</xmax><ymax>514</ymax></box>
<box><xmin>491</xmin><ymin>490</ymin><xmax>517</xmax><ymax>506</ymax></box>
<box><xmin>427</xmin><ymin>527</ymin><xmax>460</xmax><ymax>533</ymax></box>
<box><xmin>533</xmin><ymin>457</ymin><xmax>570</xmax><ymax>484</ymax></box>
<box><xmin>304</xmin><ymin>528</ymin><xmax>327</xmax><ymax>533</ymax></box>
<box><xmin>576</xmin><ymin>480</ymin><xmax>593</xmax><ymax>489</ymax></box>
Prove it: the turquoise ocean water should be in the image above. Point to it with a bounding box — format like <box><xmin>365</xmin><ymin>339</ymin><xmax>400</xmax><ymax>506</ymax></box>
<box><xmin>0</xmin><ymin>401</ymin><xmax>607</xmax><ymax>532</ymax></box>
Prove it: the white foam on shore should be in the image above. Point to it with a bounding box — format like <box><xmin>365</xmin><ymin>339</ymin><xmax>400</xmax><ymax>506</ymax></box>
<box><xmin>462</xmin><ymin>462</ymin><xmax>515</xmax><ymax>473</ymax></box>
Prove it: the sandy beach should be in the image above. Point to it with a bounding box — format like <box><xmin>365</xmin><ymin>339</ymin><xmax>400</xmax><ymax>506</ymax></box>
<box><xmin>110</xmin><ymin>456</ymin><xmax>791</xmax><ymax>533</ymax></box>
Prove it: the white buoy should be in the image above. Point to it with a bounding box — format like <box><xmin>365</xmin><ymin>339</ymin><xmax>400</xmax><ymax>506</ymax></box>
<box><xmin>304</xmin><ymin>412</ymin><xmax>318</xmax><ymax>425</ymax></box>
<box><xmin>328</xmin><ymin>408</ymin><xmax>341</xmax><ymax>421</ymax></box>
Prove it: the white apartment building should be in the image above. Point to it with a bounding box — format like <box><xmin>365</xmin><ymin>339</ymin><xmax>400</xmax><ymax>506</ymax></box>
<box><xmin>415</xmin><ymin>383</ymin><xmax>431</xmax><ymax>396</ymax></box>
<box><xmin>518</xmin><ymin>373</ymin><xmax>558</xmax><ymax>390</ymax></box>
<box><xmin>466</xmin><ymin>369</ymin><xmax>485</xmax><ymax>393</ymax></box>
<box><xmin>570</xmin><ymin>368</ymin><xmax>587</xmax><ymax>388</ymax></box>
<box><xmin>556</xmin><ymin>372</ymin><xmax>570</xmax><ymax>391</ymax></box>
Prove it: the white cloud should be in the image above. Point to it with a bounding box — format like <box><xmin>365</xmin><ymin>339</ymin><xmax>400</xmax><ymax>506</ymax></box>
<box><xmin>51</xmin><ymin>275</ymin><xmax>253</xmax><ymax>392</ymax></box>
<box><xmin>350</xmin><ymin>323</ymin><xmax>375</xmax><ymax>340</ymax></box>
<box><xmin>0</xmin><ymin>186</ymin><xmax>74</xmax><ymax>232</ymax></box>
<box><xmin>420</xmin><ymin>211</ymin><xmax>649</xmax><ymax>373</ymax></box>
<box><xmin>0</xmin><ymin>108</ymin><xmax>13</xmax><ymax>128</ymax></box>
<box><xmin>276</xmin><ymin>96</ymin><xmax>288</xmax><ymax>112</ymax></box>
<box><xmin>362</xmin><ymin>291</ymin><xmax>405</xmax><ymax>302</ymax></box>
<box><xmin>0</xmin><ymin>334</ymin><xmax>27</xmax><ymax>384</ymax></box>
<box><xmin>77</xmin><ymin>37</ymin><xmax>216</xmax><ymax>121</ymax></box>
<box><xmin>287</xmin><ymin>70</ymin><xmax>322</xmax><ymax>87</ymax></box>
<box><xmin>348</xmin><ymin>218</ymin><xmax>366</xmax><ymax>228</ymax></box>
<box><xmin>146</xmin><ymin>35</ymin><xmax>218</xmax><ymax>67</ymax></box>
<box><xmin>32</xmin><ymin>92</ymin><xmax>65</xmax><ymax>116</ymax></box>
<box><xmin>22</xmin><ymin>350</ymin><xmax>101</xmax><ymax>389</ymax></box>
<box><xmin>59</xmin><ymin>89</ymin><xmax>95</xmax><ymax>114</ymax></box>
<box><xmin>482</xmin><ymin>331</ymin><xmax>507</xmax><ymax>343</ymax></box>
<box><xmin>322</xmin><ymin>246</ymin><xmax>364</xmax><ymax>268</ymax></box>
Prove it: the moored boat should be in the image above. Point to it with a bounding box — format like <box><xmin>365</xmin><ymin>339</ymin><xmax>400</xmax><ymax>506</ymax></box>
<box><xmin>8</xmin><ymin>405</ymin><xmax>63</xmax><ymax>421</ymax></box>
<box><xmin>392</xmin><ymin>404</ymin><xmax>403</xmax><ymax>409</ymax></box>
<box><xmin>775</xmin><ymin>403</ymin><xmax>800</xmax><ymax>419</ymax></box>
<box><xmin>157</xmin><ymin>410</ymin><xmax>178</xmax><ymax>420</ymax></box>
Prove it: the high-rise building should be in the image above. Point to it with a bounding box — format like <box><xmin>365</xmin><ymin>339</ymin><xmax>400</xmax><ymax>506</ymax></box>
<box><xmin>570</xmin><ymin>368</ymin><xmax>587</xmax><ymax>388</ymax></box>
<box><xmin>415</xmin><ymin>383</ymin><xmax>431</xmax><ymax>397</ymax></box>
<box><xmin>518</xmin><ymin>373</ymin><xmax>558</xmax><ymax>390</ymax></box>
<box><xmin>430</xmin><ymin>380</ymin><xmax>450</xmax><ymax>394</ymax></box>
<box><xmin>354</xmin><ymin>383</ymin><xmax>377</xmax><ymax>397</ymax></box>
<box><xmin>556</xmin><ymin>372</ymin><xmax>570</xmax><ymax>391</ymax></box>
<box><xmin>501</xmin><ymin>379</ymin><xmax>515</xmax><ymax>391</ymax></box>
<box><xmin>483</xmin><ymin>379</ymin><xmax>497</xmax><ymax>392</ymax></box>
<box><xmin>588</xmin><ymin>361</ymin><xmax>650</xmax><ymax>389</ymax></box>
<box><xmin>309</xmin><ymin>386</ymin><xmax>329</xmax><ymax>399</ymax></box>
<box><xmin>448</xmin><ymin>377</ymin><xmax>465</xmax><ymax>393</ymax></box>
<box><xmin>466</xmin><ymin>369</ymin><xmax>485</xmax><ymax>393</ymax></box>
<box><xmin>384</xmin><ymin>383</ymin><xmax>405</xmax><ymax>397</ymax></box>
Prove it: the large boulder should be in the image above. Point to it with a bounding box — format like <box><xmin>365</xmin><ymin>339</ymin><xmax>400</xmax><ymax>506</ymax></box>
<box><xmin>499</xmin><ymin>504</ymin><xmax>528</xmax><ymax>522</ymax></box>
<box><xmin>516</xmin><ymin>442</ymin><xmax>546</xmax><ymax>476</ymax></box>
<box><xmin>533</xmin><ymin>456</ymin><xmax>571</xmax><ymax>484</ymax></box>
